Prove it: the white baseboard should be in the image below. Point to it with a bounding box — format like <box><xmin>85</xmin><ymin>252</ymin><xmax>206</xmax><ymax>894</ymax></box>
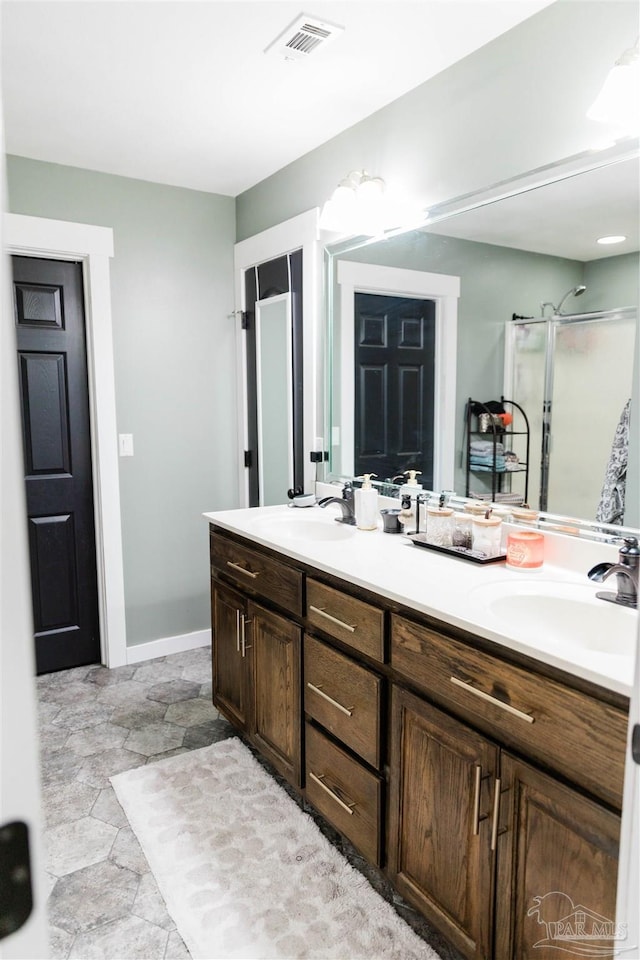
<box><xmin>126</xmin><ymin>628</ymin><xmax>211</xmax><ymax>665</ymax></box>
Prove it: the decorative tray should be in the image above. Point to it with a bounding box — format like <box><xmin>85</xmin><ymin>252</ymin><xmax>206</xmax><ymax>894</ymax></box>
<box><xmin>407</xmin><ymin>533</ymin><xmax>506</xmax><ymax>564</ymax></box>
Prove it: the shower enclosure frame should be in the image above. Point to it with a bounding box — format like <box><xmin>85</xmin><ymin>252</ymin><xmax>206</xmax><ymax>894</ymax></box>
<box><xmin>504</xmin><ymin>305</ymin><xmax>637</xmax><ymax>514</ymax></box>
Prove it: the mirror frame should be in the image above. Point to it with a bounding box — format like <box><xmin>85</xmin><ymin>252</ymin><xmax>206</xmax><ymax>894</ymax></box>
<box><xmin>322</xmin><ymin>138</ymin><xmax>640</xmax><ymax>543</ymax></box>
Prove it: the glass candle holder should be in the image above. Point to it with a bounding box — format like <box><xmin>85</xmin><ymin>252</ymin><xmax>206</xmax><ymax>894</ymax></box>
<box><xmin>506</xmin><ymin>530</ymin><xmax>544</xmax><ymax>568</ymax></box>
<box><xmin>426</xmin><ymin>507</ymin><xmax>453</xmax><ymax>547</ymax></box>
<box><xmin>471</xmin><ymin>516</ymin><xmax>503</xmax><ymax>558</ymax></box>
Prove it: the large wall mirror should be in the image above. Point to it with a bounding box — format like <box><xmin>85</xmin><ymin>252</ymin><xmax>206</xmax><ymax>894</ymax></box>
<box><xmin>324</xmin><ymin>141</ymin><xmax>639</xmax><ymax>529</ymax></box>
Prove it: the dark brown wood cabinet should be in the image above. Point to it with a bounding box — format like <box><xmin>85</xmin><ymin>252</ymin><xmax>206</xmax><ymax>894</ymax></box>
<box><xmin>211</xmin><ymin>537</ymin><xmax>302</xmax><ymax>787</ymax></box>
<box><xmin>209</xmin><ymin>523</ymin><xmax>628</xmax><ymax>960</ymax></box>
<box><xmin>211</xmin><ymin>580</ymin><xmax>249</xmax><ymax>731</ymax></box>
<box><xmin>388</xmin><ymin>685</ymin><xmax>498</xmax><ymax>959</ymax></box>
<box><xmin>494</xmin><ymin>754</ymin><xmax>620</xmax><ymax>960</ymax></box>
<box><xmin>387</xmin><ymin>685</ymin><xmax>621</xmax><ymax>960</ymax></box>
<box><xmin>249</xmin><ymin>601</ymin><xmax>301</xmax><ymax>786</ymax></box>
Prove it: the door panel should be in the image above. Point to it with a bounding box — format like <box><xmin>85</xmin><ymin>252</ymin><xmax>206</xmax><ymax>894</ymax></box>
<box><xmin>211</xmin><ymin>582</ymin><xmax>249</xmax><ymax>731</ymax></box>
<box><xmin>388</xmin><ymin>685</ymin><xmax>497</xmax><ymax>959</ymax></box>
<box><xmin>496</xmin><ymin>753</ymin><xmax>620</xmax><ymax>960</ymax></box>
<box><xmin>354</xmin><ymin>294</ymin><xmax>435</xmax><ymax>483</ymax></box>
<box><xmin>244</xmin><ymin>250</ymin><xmax>304</xmax><ymax>505</ymax></box>
<box><xmin>249</xmin><ymin>601</ymin><xmax>301</xmax><ymax>786</ymax></box>
<box><xmin>19</xmin><ymin>352</ymin><xmax>72</xmax><ymax>474</ymax></box>
<box><xmin>13</xmin><ymin>256</ymin><xmax>100</xmax><ymax>673</ymax></box>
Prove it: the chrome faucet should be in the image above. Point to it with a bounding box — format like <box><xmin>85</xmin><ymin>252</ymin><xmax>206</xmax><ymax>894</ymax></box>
<box><xmin>318</xmin><ymin>483</ymin><xmax>357</xmax><ymax>525</ymax></box>
<box><xmin>588</xmin><ymin>537</ymin><xmax>639</xmax><ymax>609</ymax></box>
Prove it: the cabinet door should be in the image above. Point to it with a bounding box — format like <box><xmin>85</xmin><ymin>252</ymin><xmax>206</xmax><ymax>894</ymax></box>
<box><xmin>249</xmin><ymin>601</ymin><xmax>301</xmax><ymax>787</ymax></box>
<box><xmin>388</xmin><ymin>686</ymin><xmax>498</xmax><ymax>960</ymax></box>
<box><xmin>495</xmin><ymin>753</ymin><xmax>621</xmax><ymax>960</ymax></box>
<box><xmin>211</xmin><ymin>581</ymin><xmax>249</xmax><ymax>731</ymax></box>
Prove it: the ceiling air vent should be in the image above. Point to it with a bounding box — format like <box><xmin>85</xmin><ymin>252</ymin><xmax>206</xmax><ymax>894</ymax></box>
<box><xmin>265</xmin><ymin>14</ymin><xmax>345</xmax><ymax>62</ymax></box>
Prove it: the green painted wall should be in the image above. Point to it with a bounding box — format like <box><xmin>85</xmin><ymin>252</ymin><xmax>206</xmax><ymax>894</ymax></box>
<box><xmin>6</xmin><ymin>156</ymin><xmax>236</xmax><ymax>647</ymax></box>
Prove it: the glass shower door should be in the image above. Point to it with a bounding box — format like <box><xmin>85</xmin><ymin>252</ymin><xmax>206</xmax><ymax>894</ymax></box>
<box><xmin>546</xmin><ymin>311</ymin><xmax>635</xmax><ymax>519</ymax></box>
<box><xmin>508</xmin><ymin>320</ymin><xmax>547</xmax><ymax>510</ymax></box>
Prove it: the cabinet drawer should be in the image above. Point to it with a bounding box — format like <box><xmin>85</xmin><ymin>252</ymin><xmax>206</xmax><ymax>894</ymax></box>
<box><xmin>304</xmin><ymin>635</ymin><xmax>382</xmax><ymax>769</ymax></box>
<box><xmin>211</xmin><ymin>533</ymin><xmax>302</xmax><ymax>616</ymax></box>
<box><xmin>306</xmin><ymin>579</ymin><xmax>384</xmax><ymax>662</ymax></box>
<box><xmin>391</xmin><ymin>614</ymin><xmax>627</xmax><ymax>809</ymax></box>
<box><xmin>305</xmin><ymin>722</ymin><xmax>382</xmax><ymax>865</ymax></box>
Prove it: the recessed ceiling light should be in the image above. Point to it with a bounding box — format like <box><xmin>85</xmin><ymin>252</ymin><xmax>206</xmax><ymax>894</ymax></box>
<box><xmin>596</xmin><ymin>235</ymin><xmax>627</xmax><ymax>245</ymax></box>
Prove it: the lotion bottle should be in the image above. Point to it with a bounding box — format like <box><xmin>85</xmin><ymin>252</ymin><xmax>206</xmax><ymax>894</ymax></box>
<box><xmin>399</xmin><ymin>470</ymin><xmax>423</xmax><ymax>500</ymax></box>
<box><xmin>355</xmin><ymin>474</ymin><xmax>378</xmax><ymax>530</ymax></box>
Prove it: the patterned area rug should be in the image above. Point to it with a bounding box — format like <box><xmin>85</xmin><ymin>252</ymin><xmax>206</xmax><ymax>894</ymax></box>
<box><xmin>111</xmin><ymin>737</ymin><xmax>441</xmax><ymax>960</ymax></box>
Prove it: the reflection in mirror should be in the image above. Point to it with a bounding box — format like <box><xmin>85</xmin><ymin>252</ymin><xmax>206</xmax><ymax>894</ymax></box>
<box><xmin>256</xmin><ymin>295</ymin><xmax>293</xmax><ymax>505</ymax></box>
<box><xmin>324</xmin><ymin>145</ymin><xmax>640</xmax><ymax>528</ymax></box>
<box><xmin>507</xmin><ymin>308</ymin><xmax>636</xmax><ymax>522</ymax></box>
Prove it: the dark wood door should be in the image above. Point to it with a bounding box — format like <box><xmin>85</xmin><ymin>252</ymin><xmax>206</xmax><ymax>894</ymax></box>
<box><xmin>249</xmin><ymin>601</ymin><xmax>301</xmax><ymax>787</ymax></box>
<box><xmin>354</xmin><ymin>293</ymin><xmax>435</xmax><ymax>484</ymax></box>
<box><xmin>13</xmin><ymin>256</ymin><xmax>100</xmax><ymax>674</ymax></box>
<box><xmin>388</xmin><ymin>685</ymin><xmax>498</xmax><ymax>959</ymax></box>
<box><xmin>211</xmin><ymin>581</ymin><xmax>249</xmax><ymax>732</ymax></box>
<box><xmin>495</xmin><ymin>753</ymin><xmax>621</xmax><ymax>960</ymax></box>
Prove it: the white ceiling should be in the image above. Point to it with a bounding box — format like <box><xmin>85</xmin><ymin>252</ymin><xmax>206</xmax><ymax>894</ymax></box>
<box><xmin>1</xmin><ymin>0</ymin><xmax>553</xmax><ymax>197</ymax></box>
<box><xmin>425</xmin><ymin>156</ymin><xmax>640</xmax><ymax>261</ymax></box>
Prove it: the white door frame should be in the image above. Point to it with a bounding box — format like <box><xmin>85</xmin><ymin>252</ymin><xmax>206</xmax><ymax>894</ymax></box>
<box><xmin>5</xmin><ymin>213</ymin><xmax>127</xmax><ymax>668</ymax></box>
<box><xmin>336</xmin><ymin>260</ymin><xmax>459</xmax><ymax>491</ymax></box>
<box><xmin>234</xmin><ymin>208</ymin><xmax>321</xmax><ymax>505</ymax></box>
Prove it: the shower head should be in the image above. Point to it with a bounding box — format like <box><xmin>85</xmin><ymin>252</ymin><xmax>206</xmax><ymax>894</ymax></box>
<box><xmin>540</xmin><ymin>284</ymin><xmax>587</xmax><ymax>317</ymax></box>
<box><xmin>556</xmin><ymin>284</ymin><xmax>586</xmax><ymax>315</ymax></box>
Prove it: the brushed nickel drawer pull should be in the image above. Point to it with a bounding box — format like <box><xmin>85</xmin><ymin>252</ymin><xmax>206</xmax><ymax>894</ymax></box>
<box><xmin>309</xmin><ymin>605</ymin><xmax>356</xmax><ymax>633</ymax></box>
<box><xmin>309</xmin><ymin>772</ymin><xmax>356</xmax><ymax>816</ymax></box>
<box><xmin>450</xmin><ymin>676</ymin><xmax>534</xmax><ymax>724</ymax></box>
<box><xmin>227</xmin><ymin>561</ymin><xmax>259</xmax><ymax>579</ymax></box>
<box><xmin>306</xmin><ymin>682</ymin><xmax>353</xmax><ymax>717</ymax></box>
<box><xmin>490</xmin><ymin>777</ymin><xmax>502</xmax><ymax>851</ymax></box>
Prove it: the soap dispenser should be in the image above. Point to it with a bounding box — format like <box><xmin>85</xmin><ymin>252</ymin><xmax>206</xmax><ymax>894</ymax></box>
<box><xmin>355</xmin><ymin>474</ymin><xmax>378</xmax><ymax>530</ymax></box>
<box><xmin>400</xmin><ymin>470</ymin><xmax>422</xmax><ymax>500</ymax></box>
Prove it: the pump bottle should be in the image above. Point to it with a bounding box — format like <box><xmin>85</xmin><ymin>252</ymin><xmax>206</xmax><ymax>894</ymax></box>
<box><xmin>399</xmin><ymin>470</ymin><xmax>422</xmax><ymax>499</ymax></box>
<box><xmin>355</xmin><ymin>474</ymin><xmax>378</xmax><ymax>530</ymax></box>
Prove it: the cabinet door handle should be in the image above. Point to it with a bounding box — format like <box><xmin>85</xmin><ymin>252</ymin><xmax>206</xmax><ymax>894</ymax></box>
<box><xmin>472</xmin><ymin>764</ymin><xmax>482</xmax><ymax>836</ymax></box>
<box><xmin>450</xmin><ymin>676</ymin><xmax>534</xmax><ymax>724</ymax></box>
<box><xmin>240</xmin><ymin>617</ymin><xmax>252</xmax><ymax>658</ymax></box>
<box><xmin>309</xmin><ymin>772</ymin><xmax>356</xmax><ymax>816</ymax></box>
<box><xmin>226</xmin><ymin>561</ymin><xmax>259</xmax><ymax>579</ymax></box>
<box><xmin>306</xmin><ymin>682</ymin><xmax>353</xmax><ymax>717</ymax></box>
<box><xmin>490</xmin><ymin>777</ymin><xmax>502</xmax><ymax>851</ymax></box>
<box><xmin>235</xmin><ymin>609</ymin><xmax>241</xmax><ymax>653</ymax></box>
<box><xmin>308</xmin><ymin>605</ymin><xmax>356</xmax><ymax>633</ymax></box>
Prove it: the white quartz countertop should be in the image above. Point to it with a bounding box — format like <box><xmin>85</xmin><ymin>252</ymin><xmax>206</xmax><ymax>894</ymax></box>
<box><xmin>204</xmin><ymin>504</ymin><xmax>637</xmax><ymax>699</ymax></box>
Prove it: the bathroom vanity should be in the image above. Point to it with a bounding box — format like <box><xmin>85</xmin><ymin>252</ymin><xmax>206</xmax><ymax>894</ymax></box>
<box><xmin>206</xmin><ymin>504</ymin><xmax>632</xmax><ymax>960</ymax></box>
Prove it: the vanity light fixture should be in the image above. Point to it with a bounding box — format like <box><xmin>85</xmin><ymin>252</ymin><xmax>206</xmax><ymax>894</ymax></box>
<box><xmin>597</xmin><ymin>235</ymin><xmax>627</xmax><ymax>245</ymax></box>
<box><xmin>587</xmin><ymin>37</ymin><xmax>640</xmax><ymax>133</ymax></box>
<box><xmin>319</xmin><ymin>170</ymin><xmax>386</xmax><ymax>236</ymax></box>
<box><xmin>319</xmin><ymin>170</ymin><xmax>425</xmax><ymax>237</ymax></box>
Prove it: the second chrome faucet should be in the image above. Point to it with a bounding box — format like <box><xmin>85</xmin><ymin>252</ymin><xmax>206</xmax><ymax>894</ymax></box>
<box><xmin>588</xmin><ymin>537</ymin><xmax>639</xmax><ymax>608</ymax></box>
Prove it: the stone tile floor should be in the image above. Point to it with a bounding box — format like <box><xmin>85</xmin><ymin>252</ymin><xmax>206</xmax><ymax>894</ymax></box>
<box><xmin>38</xmin><ymin>645</ymin><xmax>462</xmax><ymax>960</ymax></box>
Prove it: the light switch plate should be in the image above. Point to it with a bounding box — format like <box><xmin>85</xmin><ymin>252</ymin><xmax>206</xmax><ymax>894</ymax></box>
<box><xmin>118</xmin><ymin>434</ymin><xmax>134</xmax><ymax>457</ymax></box>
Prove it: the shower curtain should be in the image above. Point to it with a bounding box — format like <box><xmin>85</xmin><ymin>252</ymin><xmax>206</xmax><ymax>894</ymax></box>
<box><xmin>596</xmin><ymin>399</ymin><xmax>631</xmax><ymax>525</ymax></box>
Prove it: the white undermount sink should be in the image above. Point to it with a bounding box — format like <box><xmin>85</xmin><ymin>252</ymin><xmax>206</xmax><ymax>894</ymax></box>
<box><xmin>252</xmin><ymin>509</ymin><xmax>356</xmax><ymax>543</ymax></box>
<box><xmin>470</xmin><ymin>579</ymin><xmax>637</xmax><ymax>657</ymax></box>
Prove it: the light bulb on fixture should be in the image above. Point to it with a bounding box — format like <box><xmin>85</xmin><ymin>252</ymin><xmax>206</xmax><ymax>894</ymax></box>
<box><xmin>319</xmin><ymin>170</ymin><xmax>424</xmax><ymax>237</ymax></box>
<box><xmin>587</xmin><ymin>38</ymin><xmax>640</xmax><ymax>133</ymax></box>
